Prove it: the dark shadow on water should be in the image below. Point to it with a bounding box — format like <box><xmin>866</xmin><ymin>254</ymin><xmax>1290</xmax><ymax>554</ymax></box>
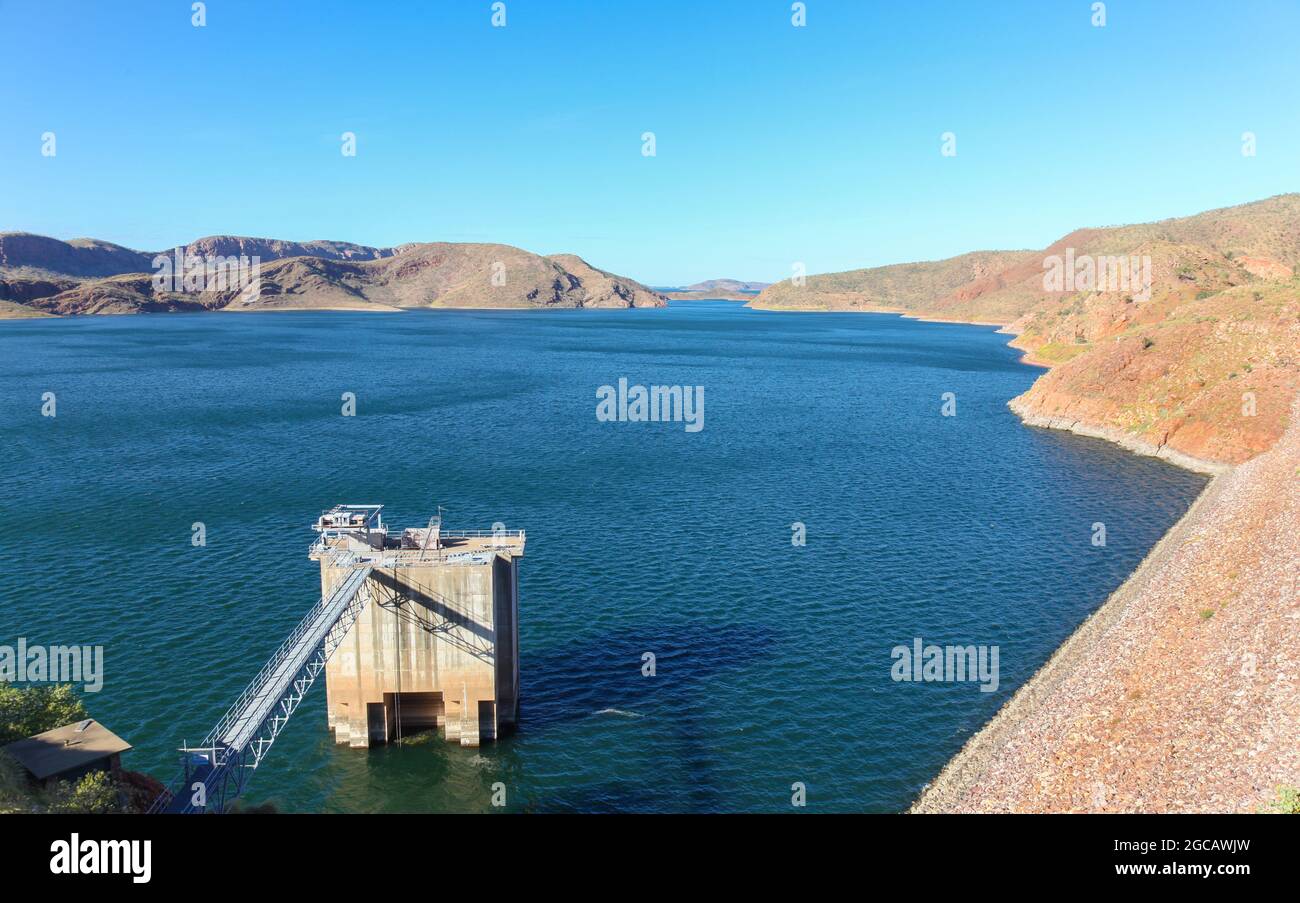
<box><xmin>519</xmin><ymin>620</ymin><xmax>779</xmax><ymax>731</ymax></box>
<box><xmin>520</xmin><ymin>781</ymin><xmax>699</xmax><ymax>814</ymax></box>
<box><xmin>511</xmin><ymin>621</ymin><xmax>780</xmax><ymax>813</ymax></box>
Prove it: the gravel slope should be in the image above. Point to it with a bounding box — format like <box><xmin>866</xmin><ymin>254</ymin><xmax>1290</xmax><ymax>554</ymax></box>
<box><xmin>914</xmin><ymin>390</ymin><xmax>1300</xmax><ymax>813</ymax></box>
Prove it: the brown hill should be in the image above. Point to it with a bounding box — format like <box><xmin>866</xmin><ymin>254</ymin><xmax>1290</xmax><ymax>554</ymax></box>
<box><xmin>0</xmin><ymin>233</ymin><xmax>396</xmax><ymax>280</ymax></box>
<box><xmin>0</xmin><ymin>233</ymin><xmax>153</xmax><ymax>278</ymax></box>
<box><xmin>663</xmin><ymin>290</ymin><xmax>758</xmax><ymax>301</ymax></box>
<box><xmin>176</xmin><ymin>235</ymin><xmax>396</xmax><ymax>263</ymax></box>
<box><xmin>1010</xmin><ymin>278</ymin><xmax>1299</xmax><ymax>466</ymax></box>
<box><xmin>0</xmin><ymin>235</ymin><xmax>664</xmax><ymax>315</ymax></box>
<box><xmin>684</xmin><ymin>278</ymin><xmax>770</xmax><ymax>293</ymax></box>
<box><xmin>750</xmin><ymin>194</ymin><xmax>1300</xmax><ymax>466</ymax></box>
<box><xmin>751</xmin><ymin>250</ymin><xmax>1039</xmax><ymax>321</ymax></box>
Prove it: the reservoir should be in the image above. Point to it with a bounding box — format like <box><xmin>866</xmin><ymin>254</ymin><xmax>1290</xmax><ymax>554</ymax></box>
<box><xmin>0</xmin><ymin>300</ymin><xmax>1205</xmax><ymax>812</ymax></box>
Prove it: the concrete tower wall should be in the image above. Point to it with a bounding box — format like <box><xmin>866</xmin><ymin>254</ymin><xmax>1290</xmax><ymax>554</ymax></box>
<box><xmin>492</xmin><ymin>555</ymin><xmax>520</xmax><ymax>730</ymax></box>
<box><xmin>320</xmin><ymin>552</ymin><xmax>520</xmax><ymax>748</ymax></box>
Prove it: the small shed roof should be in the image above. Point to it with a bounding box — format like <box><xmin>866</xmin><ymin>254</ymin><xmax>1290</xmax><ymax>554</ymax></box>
<box><xmin>2</xmin><ymin>719</ymin><xmax>132</xmax><ymax>780</ymax></box>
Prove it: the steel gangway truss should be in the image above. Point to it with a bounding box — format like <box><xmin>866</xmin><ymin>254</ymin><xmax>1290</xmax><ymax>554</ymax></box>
<box><xmin>148</xmin><ymin>562</ymin><xmax>373</xmax><ymax>814</ymax></box>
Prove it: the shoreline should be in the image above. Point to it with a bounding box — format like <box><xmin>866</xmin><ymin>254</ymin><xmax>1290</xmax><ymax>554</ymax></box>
<box><xmin>749</xmin><ymin>301</ymin><xmax>1236</xmax><ymax>475</ymax></box>
<box><xmin>913</xmin><ymin>389</ymin><xmax>1299</xmax><ymax>813</ymax></box>
<box><xmin>0</xmin><ymin>302</ymin><xmax>667</xmax><ymax>320</ymax></box>
<box><xmin>745</xmin><ymin>302</ymin><xmax>1291</xmax><ymax>812</ymax></box>
<box><xmin>1007</xmin><ymin>398</ymin><xmax>1230</xmax><ymax>476</ymax></box>
<box><xmin>910</xmin><ymin>467</ymin><xmax>1229</xmax><ymax>812</ymax></box>
<box><xmin>747</xmin><ymin>301</ymin><xmax>1003</xmax><ymax>326</ymax></box>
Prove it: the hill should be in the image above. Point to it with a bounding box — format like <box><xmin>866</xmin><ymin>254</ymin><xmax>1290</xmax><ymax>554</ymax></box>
<box><xmin>685</xmin><ymin>278</ymin><xmax>770</xmax><ymax>293</ymax></box>
<box><xmin>0</xmin><ymin>234</ymin><xmax>665</xmax><ymax>316</ymax></box>
<box><xmin>660</xmin><ymin>277</ymin><xmax>772</xmax><ymax>301</ymax></box>
<box><xmin>750</xmin><ymin>195</ymin><xmax>1300</xmax><ymax>466</ymax></box>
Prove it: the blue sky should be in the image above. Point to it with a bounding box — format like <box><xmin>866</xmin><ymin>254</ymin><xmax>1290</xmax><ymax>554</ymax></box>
<box><xmin>2</xmin><ymin>0</ymin><xmax>1298</xmax><ymax>285</ymax></box>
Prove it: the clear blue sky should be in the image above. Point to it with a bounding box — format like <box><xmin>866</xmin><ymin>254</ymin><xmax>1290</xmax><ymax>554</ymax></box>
<box><xmin>2</xmin><ymin>0</ymin><xmax>1298</xmax><ymax>285</ymax></box>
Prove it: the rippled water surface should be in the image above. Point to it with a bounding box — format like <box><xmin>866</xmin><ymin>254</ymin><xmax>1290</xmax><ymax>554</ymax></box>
<box><xmin>0</xmin><ymin>301</ymin><xmax>1206</xmax><ymax>812</ymax></box>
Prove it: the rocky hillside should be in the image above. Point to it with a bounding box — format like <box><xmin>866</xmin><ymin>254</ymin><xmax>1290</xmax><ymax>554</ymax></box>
<box><xmin>751</xmin><ymin>195</ymin><xmax>1300</xmax><ymax>466</ymax></box>
<box><xmin>0</xmin><ymin>233</ymin><xmax>153</xmax><ymax>278</ymax></box>
<box><xmin>175</xmin><ymin>235</ymin><xmax>396</xmax><ymax>264</ymax></box>
<box><xmin>0</xmin><ymin>233</ymin><xmax>665</xmax><ymax>315</ymax></box>
<box><xmin>751</xmin><ymin>250</ymin><xmax>1039</xmax><ymax>321</ymax></box>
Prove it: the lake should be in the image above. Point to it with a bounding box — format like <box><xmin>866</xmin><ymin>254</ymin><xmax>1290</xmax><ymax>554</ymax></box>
<box><xmin>0</xmin><ymin>301</ymin><xmax>1206</xmax><ymax>812</ymax></box>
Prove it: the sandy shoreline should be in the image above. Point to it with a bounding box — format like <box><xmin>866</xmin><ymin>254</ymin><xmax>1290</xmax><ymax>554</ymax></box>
<box><xmin>914</xmin><ymin>390</ymin><xmax>1300</xmax><ymax>813</ymax></box>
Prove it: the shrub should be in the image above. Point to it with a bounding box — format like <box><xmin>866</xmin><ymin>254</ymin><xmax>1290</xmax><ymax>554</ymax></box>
<box><xmin>0</xmin><ymin>682</ymin><xmax>89</xmax><ymax>745</ymax></box>
<box><xmin>1264</xmin><ymin>787</ymin><xmax>1300</xmax><ymax>814</ymax></box>
<box><xmin>43</xmin><ymin>770</ymin><xmax>120</xmax><ymax>814</ymax></box>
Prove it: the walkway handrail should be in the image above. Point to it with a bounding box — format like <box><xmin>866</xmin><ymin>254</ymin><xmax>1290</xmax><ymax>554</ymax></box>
<box><xmin>149</xmin><ymin>566</ymin><xmax>373</xmax><ymax>813</ymax></box>
<box><xmin>202</xmin><ymin>567</ymin><xmax>368</xmax><ymax>749</ymax></box>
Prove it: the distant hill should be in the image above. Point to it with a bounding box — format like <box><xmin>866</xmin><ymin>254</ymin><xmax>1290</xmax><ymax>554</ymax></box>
<box><xmin>750</xmin><ymin>194</ymin><xmax>1300</xmax><ymax>466</ymax></box>
<box><xmin>0</xmin><ymin>233</ymin><xmax>154</xmax><ymax>278</ymax></box>
<box><xmin>171</xmin><ymin>235</ymin><xmax>396</xmax><ymax>264</ymax></box>
<box><xmin>684</xmin><ymin>278</ymin><xmax>770</xmax><ymax>293</ymax></box>
<box><xmin>0</xmin><ymin>234</ymin><xmax>665</xmax><ymax>315</ymax></box>
<box><xmin>661</xmin><ymin>277</ymin><xmax>771</xmax><ymax>301</ymax></box>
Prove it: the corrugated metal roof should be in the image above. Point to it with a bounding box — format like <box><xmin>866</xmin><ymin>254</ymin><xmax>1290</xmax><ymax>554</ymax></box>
<box><xmin>2</xmin><ymin>719</ymin><xmax>131</xmax><ymax>780</ymax></box>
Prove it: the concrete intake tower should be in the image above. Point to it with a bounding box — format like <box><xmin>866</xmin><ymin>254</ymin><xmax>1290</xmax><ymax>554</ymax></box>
<box><xmin>309</xmin><ymin>505</ymin><xmax>524</xmax><ymax>748</ymax></box>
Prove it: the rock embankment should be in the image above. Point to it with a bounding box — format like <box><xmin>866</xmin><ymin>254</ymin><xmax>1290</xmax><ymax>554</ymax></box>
<box><xmin>913</xmin><ymin>389</ymin><xmax>1300</xmax><ymax>813</ymax></box>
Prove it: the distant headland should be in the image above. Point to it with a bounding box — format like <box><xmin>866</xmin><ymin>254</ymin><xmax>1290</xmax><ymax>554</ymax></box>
<box><xmin>0</xmin><ymin>233</ymin><xmax>666</xmax><ymax>316</ymax></box>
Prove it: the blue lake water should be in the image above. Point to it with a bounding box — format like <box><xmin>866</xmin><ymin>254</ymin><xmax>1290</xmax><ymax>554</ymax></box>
<box><xmin>0</xmin><ymin>301</ymin><xmax>1206</xmax><ymax>812</ymax></box>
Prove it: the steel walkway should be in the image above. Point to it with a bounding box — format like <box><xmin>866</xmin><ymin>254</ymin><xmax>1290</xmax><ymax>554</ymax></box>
<box><xmin>149</xmin><ymin>563</ymin><xmax>373</xmax><ymax>814</ymax></box>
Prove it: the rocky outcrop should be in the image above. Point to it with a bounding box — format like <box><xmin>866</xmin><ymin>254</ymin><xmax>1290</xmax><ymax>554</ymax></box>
<box><xmin>0</xmin><ymin>275</ymin><xmax>79</xmax><ymax>304</ymax></box>
<box><xmin>1006</xmin><ymin>280</ymin><xmax>1299</xmax><ymax>466</ymax></box>
<box><xmin>176</xmin><ymin>236</ymin><xmax>395</xmax><ymax>264</ymax></box>
<box><xmin>541</xmin><ymin>253</ymin><xmax>666</xmax><ymax>308</ymax></box>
